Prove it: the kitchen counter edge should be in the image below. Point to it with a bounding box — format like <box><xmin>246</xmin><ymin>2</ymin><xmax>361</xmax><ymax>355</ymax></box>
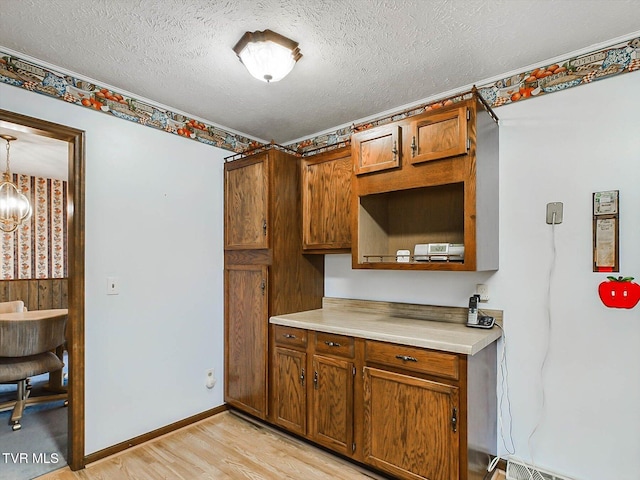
<box><xmin>270</xmin><ymin>304</ymin><xmax>502</xmax><ymax>356</ymax></box>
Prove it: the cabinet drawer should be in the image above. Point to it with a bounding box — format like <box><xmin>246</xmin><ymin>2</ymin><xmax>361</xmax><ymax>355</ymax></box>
<box><xmin>365</xmin><ymin>340</ymin><xmax>459</xmax><ymax>380</ymax></box>
<box><xmin>274</xmin><ymin>325</ymin><xmax>308</xmax><ymax>348</ymax></box>
<box><xmin>315</xmin><ymin>332</ymin><xmax>355</xmax><ymax>358</ymax></box>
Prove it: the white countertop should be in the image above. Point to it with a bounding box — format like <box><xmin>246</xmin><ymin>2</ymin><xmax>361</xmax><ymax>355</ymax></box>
<box><xmin>270</xmin><ymin>305</ymin><xmax>502</xmax><ymax>356</ymax></box>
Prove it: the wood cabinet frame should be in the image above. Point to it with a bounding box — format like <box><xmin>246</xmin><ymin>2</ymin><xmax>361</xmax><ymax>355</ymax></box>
<box><xmin>224</xmin><ymin>148</ymin><xmax>324</xmax><ymax>421</ymax></box>
<box><xmin>268</xmin><ymin>321</ymin><xmax>497</xmax><ymax>480</ymax></box>
<box><xmin>350</xmin><ymin>96</ymin><xmax>499</xmax><ymax>271</ymax></box>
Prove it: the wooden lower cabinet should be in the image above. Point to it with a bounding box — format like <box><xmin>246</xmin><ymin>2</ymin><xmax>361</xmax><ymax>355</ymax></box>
<box><xmin>269</xmin><ymin>331</ymin><xmax>496</xmax><ymax>480</ymax></box>
<box><xmin>272</xmin><ymin>330</ymin><xmax>356</xmax><ymax>457</ymax></box>
<box><xmin>363</xmin><ymin>367</ymin><xmax>459</xmax><ymax>480</ymax></box>
<box><xmin>310</xmin><ymin>355</ymin><xmax>354</xmax><ymax>455</ymax></box>
<box><xmin>273</xmin><ymin>347</ymin><xmax>307</xmax><ymax>435</ymax></box>
<box><xmin>224</xmin><ymin>265</ymin><xmax>268</xmax><ymax>418</ymax></box>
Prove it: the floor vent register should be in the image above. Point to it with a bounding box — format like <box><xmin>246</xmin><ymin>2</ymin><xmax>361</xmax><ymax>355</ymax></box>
<box><xmin>507</xmin><ymin>460</ymin><xmax>574</xmax><ymax>480</ymax></box>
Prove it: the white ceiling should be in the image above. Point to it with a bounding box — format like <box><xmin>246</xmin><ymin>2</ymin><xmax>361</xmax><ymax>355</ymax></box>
<box><xmin>0</xmin><ymin>125</ymin><xmax>68</xmax><ymax>180</ymax></box>
<box><xmin>1</xmin><ymin>0</ymin><xmax>639</xmax><ymax>148</ymax></box>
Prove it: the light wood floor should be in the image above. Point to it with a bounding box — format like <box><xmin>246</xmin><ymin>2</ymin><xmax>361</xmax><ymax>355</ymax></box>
<box><xmin>37</xmin><ymin>411</ymin><xmax>386</xmax><ymax>480</ymax></box>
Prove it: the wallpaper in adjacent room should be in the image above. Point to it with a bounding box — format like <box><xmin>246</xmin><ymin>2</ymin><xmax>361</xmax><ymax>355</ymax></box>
<box><xmin>1</xmin><ymin>174</ymin><xmax>67</xmax><ymax>279</ymax></box>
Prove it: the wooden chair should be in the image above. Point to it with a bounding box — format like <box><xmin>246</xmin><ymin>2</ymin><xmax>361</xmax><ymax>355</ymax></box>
<box><xmin>0</xmin><ymin>302</ymin><xmax>67</xmax><ymax>431</ymax></box>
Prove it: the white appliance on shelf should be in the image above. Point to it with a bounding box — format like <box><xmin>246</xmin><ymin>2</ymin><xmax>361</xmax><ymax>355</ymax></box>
<box><xmin>414</xmin><ymin>243</ymin><xmax>464</xmax><ymax>262</ymax></box>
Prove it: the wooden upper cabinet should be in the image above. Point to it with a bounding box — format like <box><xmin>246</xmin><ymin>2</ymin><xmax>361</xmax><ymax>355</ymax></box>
<box><xmin>352</xmin><ymin>95</ymin><xmax>499</xmax><ymax>271</ymax></box>
<box><xmin>301</xmin><ymin>147</ymin><xmax>352</xmax><ymax>253</ymax></box>
<box><xmin>224</xmin><ymin>154</ymin><xmax>269</xmax><ymax>249</ymax></box>
<box><xmin>352</xmin><ymin>124</ymin><xmax>401</xmax><ymax>175</ymax></box>
<box><xmin>407</xmin><ymin>106</ymin><xmax>468</xmax><ymax>165</ymax></box>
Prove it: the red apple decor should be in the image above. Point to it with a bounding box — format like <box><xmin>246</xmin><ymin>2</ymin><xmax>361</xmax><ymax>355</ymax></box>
<box><xmin>598</xmin><ymin>276</ymin><xmax>640</xmax><ymax>309</ymax></box>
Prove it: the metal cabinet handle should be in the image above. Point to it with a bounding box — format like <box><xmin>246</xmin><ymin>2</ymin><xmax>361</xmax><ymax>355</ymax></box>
<box><xmin>260</xmin><ymin>279</ymin><xmax>266</xmax><ymax>295</ymax></box>
<box><xmin>411</xmin><ymin>136</ymin><xmax>417</xmax><ymax>157</ymax></box>
<box><xmin>451</xmin><ymin>407</ymin><xmax>458</xmax><ymax>433</ymax></box>
<box><xmin>391</xmin><ymin>141</ymin><xmax>398</xmax><ymax>160</ymax></box>
<box><xmin>395</xmin><ymin>354</ymin><xmax>418</xmax><ymax>362</ymax></box>
<box><xmin>300</xmin><ymin>368</ymin><xmax>305</xmax><ymax>386</ymax></box>
<box><xmin>324</xmin><ymin>341</ymin><xmax>341</xmax><ymax>347</ymax></box>
<box><xmin>313</xmin><ymin>371</ymin><xmax>318</xmax><ymax>389</ymax></box>
<box><xmin>262</xmin><ymin>219</ymin><xmax>267</xmax><ymax>236</ymax></box>
<box><xmin>283</xmin><ymin>333</ymin><xmax>297</xmax><ymax>339</ymax></box>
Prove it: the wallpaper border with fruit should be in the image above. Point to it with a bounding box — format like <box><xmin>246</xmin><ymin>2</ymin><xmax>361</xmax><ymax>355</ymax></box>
<box><xmin>0</xmin><ymin>49</ymin><xmax>262</xmax><ymax>153</ymax></box>
<box><xmin>1</xmin><ymin>34</ymin><xmax>639</xmax><ymax>156</ymax></box>
<box><xmin>287</xmin><ymin>35</ymin><xmax>640</xmax><ymax>155</ymax></box>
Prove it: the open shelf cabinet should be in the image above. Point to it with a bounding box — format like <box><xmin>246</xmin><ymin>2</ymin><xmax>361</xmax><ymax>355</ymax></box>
<box><xmin>351</xmin><ymin>94</ymin><xmax>499</xmax><ymax>271</ymax></box>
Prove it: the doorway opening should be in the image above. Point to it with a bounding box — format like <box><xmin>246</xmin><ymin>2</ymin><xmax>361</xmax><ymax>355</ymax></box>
<box><xmin>0</xmin><ymin>109</ymin><xmax>85</xmax><ymax>472</ymax></box>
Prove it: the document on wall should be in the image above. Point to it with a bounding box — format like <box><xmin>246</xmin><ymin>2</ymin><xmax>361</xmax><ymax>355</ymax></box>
<box><xmin>595</xmin><ymin>218</ymin><xmax>616</xmax><ymax>268</ymax></box>
<box><xmin>592</xmin><ymin>190</ymin><xmax>619</xmax><ymax>272</ymax></box>
<box><xmin>593</xmin><ymin>190</ymin><xmax>618</xmax><ymax>215</ymax></box>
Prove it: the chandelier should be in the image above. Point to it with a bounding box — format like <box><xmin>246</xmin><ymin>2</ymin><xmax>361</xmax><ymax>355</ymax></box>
<box><xmin>233</xmin><ymin>29</ymin><xmax>302</xmax><ymax>83</ymax></box>
<box><xmin>0</xmin><ymin>135</ymin><xmax>32</xmax><ymax>233</ymax></box>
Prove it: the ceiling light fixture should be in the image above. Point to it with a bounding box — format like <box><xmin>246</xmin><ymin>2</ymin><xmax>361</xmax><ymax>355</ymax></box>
<box><xmin>233</xmin><ymin>29</ymin><xmax>302</xmax><ymax>83</ymax></box>
<box><xmin>0</xmin><ymin>135</ymin><xmax>32</xmax><ymax>233</ymax></box>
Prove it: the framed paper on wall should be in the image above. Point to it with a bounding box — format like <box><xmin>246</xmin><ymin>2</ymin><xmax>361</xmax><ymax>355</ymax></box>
<box><xmin>593</xmin><ymin>190</ymin><xmax>619</xmax><ymax>272</ymax></box>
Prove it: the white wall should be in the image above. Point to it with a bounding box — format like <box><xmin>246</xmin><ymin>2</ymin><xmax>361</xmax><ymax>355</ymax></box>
<box><xmin>326</xmin><ymin>72</ymin><xmax>640</xmax><ymax>480</ymax></box>
<box><xmin>0</xmin><ymin>83</ymin><xmax>226</xmax><ymax>454</ymax></box>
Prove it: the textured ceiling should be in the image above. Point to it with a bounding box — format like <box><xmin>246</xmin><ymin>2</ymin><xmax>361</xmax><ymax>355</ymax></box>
<box><xmin>1</xmin><ymin>0</ymin><xmax>640</xmax><ymax>144</ymax></box>
<box><xmin>0</xmin><ymin>125</ymin><xmax>68</xmax><ymax>180</ymax></box>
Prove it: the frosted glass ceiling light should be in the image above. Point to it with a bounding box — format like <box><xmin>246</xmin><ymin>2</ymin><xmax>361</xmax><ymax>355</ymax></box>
<box><xmin>233</xmin><ymin>29</ymin><xmax>302</xmax><ymax>83</ymax></box>
<box><xmin>0</xmin><ymin>135</ymin><xmax>31</xmax><ymax>233</ymax></box>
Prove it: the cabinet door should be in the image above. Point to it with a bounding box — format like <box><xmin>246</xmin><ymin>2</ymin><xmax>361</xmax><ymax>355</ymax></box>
<box><xmin>301</xmin><ymin>148</ymin><xmax>352</xmax><ymax>252</ymax></box>
<box><xmin>311</xmin><ymin>355</ymin><xmax>354</xmax><ymax>455</ymax></box>
<box><xmin>224</xmin><ymin>265</ymin><xmax>268</xmax><ymax>419</ymax></box>
<box><xmin>274</xmin><ymin>347</ymin><xmax>307</xmax><ymax>435</ymax></box>
<box><xmin>363</xmin><ymin>367</ymin><xmax>459</xmax><ymax>480</ymax></box>
<box><xmin>408</xmin><ymin>106</ymin><xmax>468</xmax><ymax>164</ymax></box>
<box><xmin>224</xmin><ymin>155</ymin><xmax>269</xmax><ymax>249</ymax></box>
<box><xmin>352</xmin><ymin>124</ymin><xmax>401</xmax><ymax>175</ymax></box>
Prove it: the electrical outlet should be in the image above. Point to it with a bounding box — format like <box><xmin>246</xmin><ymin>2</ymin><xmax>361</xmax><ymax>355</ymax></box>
<box><xmin>476</xmin><ymin>284</ymin><xmax>489</xmax><ymax>302</ymax></box>
<box><xmin>205</xmin><ymin>368</ymin><xmax>216</xmax><ymax>389</ymax></box>
<box><xmin>546</xmin><ymin>202</ymin><xmax>563</xmax><ymax>224</ymax></box>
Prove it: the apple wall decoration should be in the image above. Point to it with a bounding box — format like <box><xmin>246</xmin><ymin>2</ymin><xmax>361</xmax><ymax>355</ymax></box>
<box><xmin>598</xmin><ymin>276</ymin><xmax>640</xmax><ymax>309</ymax></box>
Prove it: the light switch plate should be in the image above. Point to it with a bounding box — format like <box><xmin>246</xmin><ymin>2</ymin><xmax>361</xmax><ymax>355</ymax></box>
<box><xmin>107</xmin><ymin>277</ymin><xmax>119</xmax><ymax>295</ymax></box>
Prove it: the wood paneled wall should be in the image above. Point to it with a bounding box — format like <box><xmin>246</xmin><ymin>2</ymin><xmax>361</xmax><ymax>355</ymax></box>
<box><xmin>0</xmin><ymin>278</ymin><xmax>68</xmax><ymax>311</ymax></box>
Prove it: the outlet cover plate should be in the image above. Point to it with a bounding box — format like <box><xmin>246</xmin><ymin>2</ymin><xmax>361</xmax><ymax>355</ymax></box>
<box><xmin>476</xmin><ymin>284</ymin><xmax>489</xmax><ymax>302</ymax></box>
<box><xmin>546</xmin><ymin>202</ymin><xmax>563</xmax><ymax>224</ymax></box>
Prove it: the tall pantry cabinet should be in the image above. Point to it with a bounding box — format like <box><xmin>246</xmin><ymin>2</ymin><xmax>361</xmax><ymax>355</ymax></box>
<box><xmin>224</xmin><ymin>147</ymin><xmax>324</xmax><ymax>420</ymax></box>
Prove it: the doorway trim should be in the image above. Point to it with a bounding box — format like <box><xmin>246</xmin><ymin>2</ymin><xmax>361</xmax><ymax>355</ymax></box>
<box><xmin>0</xmin><ymin>109</ymin><xmax>85</xmax><ymax>470</ymax></box>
